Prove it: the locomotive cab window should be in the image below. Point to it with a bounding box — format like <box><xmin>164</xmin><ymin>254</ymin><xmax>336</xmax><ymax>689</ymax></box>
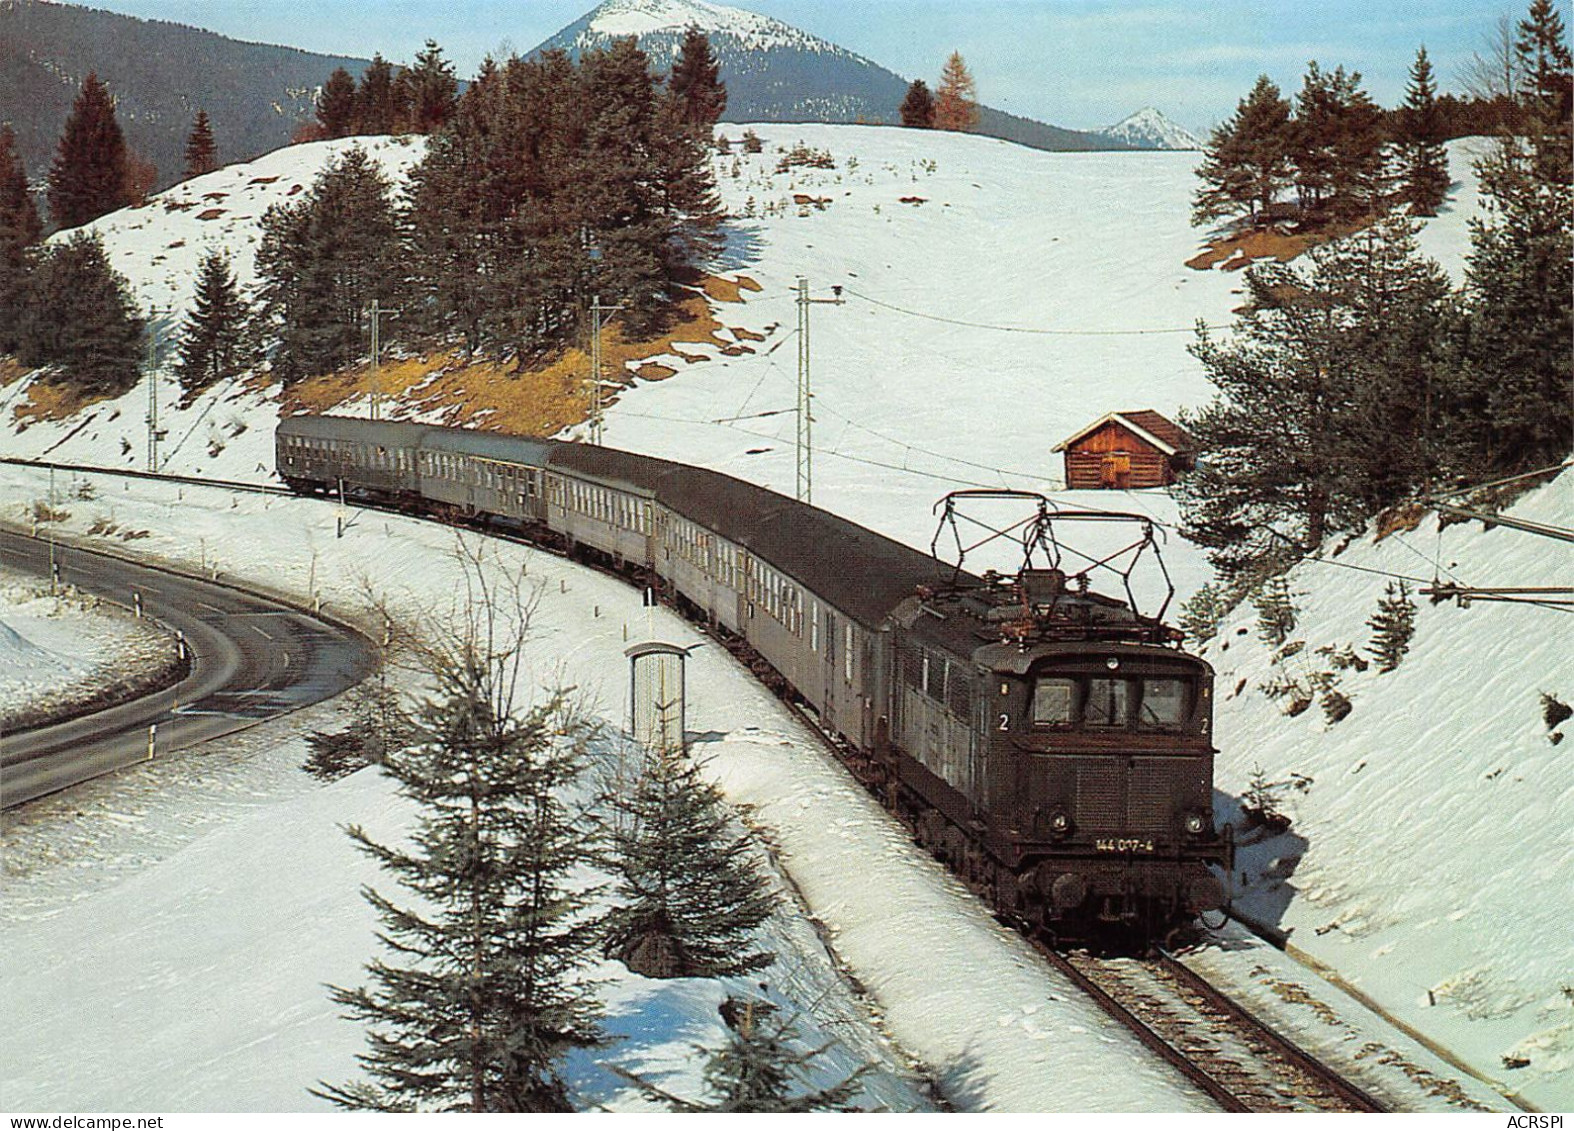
<box><xmin>1084</xmin><ymin>678</ymin><xmax>1130</xmax><ymax>728</ymax></box>
<box><xmin>1031</xmin><ymin>678</ymin><xmax>1075</xmax><ymax>727</ymax></box>
<box><xmin>1138</xmin><ymin>678</ymin><xmax>1191</xmax><ymax>731</ymax></box>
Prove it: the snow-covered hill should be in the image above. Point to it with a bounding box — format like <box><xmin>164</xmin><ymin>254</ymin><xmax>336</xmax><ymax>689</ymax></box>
<box><xmin>1094</xmin><ymin>106</ymin><xmax>1204</xmax><ymax>151</ymax></box>
<box><xmin>4</xmin><ymin>127</ymin><xmax>1568</xmax><ymax>1111</ymax></box>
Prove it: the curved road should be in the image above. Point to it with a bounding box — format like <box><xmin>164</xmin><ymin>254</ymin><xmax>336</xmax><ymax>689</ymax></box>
<box><xmin>1</xmin><ymin>528</ymin><xmax>376</xmax><ymax>809</ymax></box>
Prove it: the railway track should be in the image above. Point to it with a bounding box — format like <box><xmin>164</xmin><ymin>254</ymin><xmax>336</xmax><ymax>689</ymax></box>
<box><xmin>0</xmin><ymin>458</ymin><xmax>1393</xmax><ymax>1112</ymax></box>
<box><xmin>1037</xmin><ymin>944</ymin><xmax>1386</xmax><ymax>1112</ymax></box>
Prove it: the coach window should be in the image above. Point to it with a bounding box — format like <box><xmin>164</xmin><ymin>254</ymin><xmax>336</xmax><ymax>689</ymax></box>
<box><xmin>1031</xmin><ymin>678</ymin><xmax>1076</xmax><ymax>727</ymax></box>
<box><xmin>1138</xmin><ymin>678</ymin><xmax>1190</xmax><ymax>732</ymax></box>
<box><xmin>1085</xmin><ymin>678</ymin><xmax>1130</xmax><ymax>728</ymax></box>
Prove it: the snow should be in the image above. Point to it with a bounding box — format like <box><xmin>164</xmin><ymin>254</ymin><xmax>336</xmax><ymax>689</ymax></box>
<box><xmin>0</xmin><ymin>564</ymin><xmax>173</xmax><ymax>728</ymax></box>
<box><xmin>0</xmin><ymin>470</ymin><xmax>1206</xmax><ymax>1112</ymax></box>
<box><xmin>582</xmin><ymin>0</ymin><xmax>823</xmax><ymax>53</ymax></box>
<box><xmin>1202</xmin><ymin>468</ymin><xmax>1574</xmax><ymax>1111</ymax></box>
<box><xmin>1</xmin><ymin>125</ymin><xmax>1556</xmax><ymax>1112</ymax></box>
<box><xmin>1096</xmin><ymin>107</ymin><xmax>1204</xmax><ymax>150</ymax></box>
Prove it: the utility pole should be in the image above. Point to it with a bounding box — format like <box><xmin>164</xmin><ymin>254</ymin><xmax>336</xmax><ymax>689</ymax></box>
<box><xmin>368</xmin><ymin>298</ymin><xmax>401</xmax><ymax>422</ymax></box>
<box><xmin>145</xmin><ymin>307</ymin><xmax>165</xmax><ymax>473</ymax></box>
<box><xmin>588</xmin><ymin>294</ymin><xmax>625</xmax><ymax>446</ymax></box>
<box><xmin>795</xmin><ymin>277</ymin><xmax>843</xmax><ymax>505</ymax></box>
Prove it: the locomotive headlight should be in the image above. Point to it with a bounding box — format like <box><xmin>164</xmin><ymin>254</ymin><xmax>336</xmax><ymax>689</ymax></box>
<box><xmin>1045</xmin><ymin>809</ymin><xmax>1073</xmax><ymax>839</ymax></box>
<box><xmin>1184</xmin><ymin>811</ymin><xmax>1208</xmax><ymax>836</ymax></box>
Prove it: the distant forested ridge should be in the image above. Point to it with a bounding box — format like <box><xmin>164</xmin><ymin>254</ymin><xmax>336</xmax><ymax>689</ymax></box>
<box><xmin>0</xmin><ymin>0</ymin><xmax>369</xmax><ymax>190</ymax></box>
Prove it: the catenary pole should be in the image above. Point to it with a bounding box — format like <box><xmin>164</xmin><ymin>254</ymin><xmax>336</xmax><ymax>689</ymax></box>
<box><xmin>795</xmin><ymin>277</ymin><xmax>843</xmax><ymax>504</ymax></box>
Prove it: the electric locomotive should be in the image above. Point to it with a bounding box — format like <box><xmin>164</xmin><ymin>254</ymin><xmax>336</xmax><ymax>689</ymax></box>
<box><xmin>276</xmin><ymin>416</ymin><xmax>1228</xmax><ymax>941</ymax></box>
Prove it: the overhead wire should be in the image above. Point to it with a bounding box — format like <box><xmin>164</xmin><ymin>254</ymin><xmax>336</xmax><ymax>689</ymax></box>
<box><xmin>839</xmin><ymin>285</ymin><xmax>1226</xmax><ymax>337</ymax></box>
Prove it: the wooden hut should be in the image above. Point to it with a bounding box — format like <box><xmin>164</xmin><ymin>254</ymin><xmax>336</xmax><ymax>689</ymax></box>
<box><xmin>1053</xmin><ymin>410</ymin><xmax>1196</xmax><ymax>490</ymax></box>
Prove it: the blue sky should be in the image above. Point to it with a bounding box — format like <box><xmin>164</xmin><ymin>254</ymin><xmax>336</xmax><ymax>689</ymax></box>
<box><xmin>84</xmin><ymin>1</ymin><xmax>1556</xmax><ymax>131</ymax></box>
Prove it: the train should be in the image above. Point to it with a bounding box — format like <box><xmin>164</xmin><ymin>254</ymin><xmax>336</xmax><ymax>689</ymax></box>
<box><xmin>277</xmin><ymin>414</ymin><xmax>1228</xmax><ymax>940</ymax></box>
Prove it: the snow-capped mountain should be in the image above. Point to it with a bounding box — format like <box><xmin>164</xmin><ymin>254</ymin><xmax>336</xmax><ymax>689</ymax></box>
<box><xmin>1093</xmin><ymin>106</ymin><xmax>1204</xmax><ymax>151</ymax></box>
<box><xmin>531</xmin><ymin>0</ymin><xmax>1118</xmax><ymax>151</ymax></box>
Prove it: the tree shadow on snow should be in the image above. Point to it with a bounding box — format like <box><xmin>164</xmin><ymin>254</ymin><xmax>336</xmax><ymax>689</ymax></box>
<box><xmin>714</xmin><ymin>221</ymin><xmax>766</xmax><ymax>273</ymax></box>
<box><xmin>1212</xmin><ymin>786</ymin><xmax>1311</xmax><ymax>943</ymax></box>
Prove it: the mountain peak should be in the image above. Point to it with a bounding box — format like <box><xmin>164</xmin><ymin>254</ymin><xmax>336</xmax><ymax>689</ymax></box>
<box><xmin>1094</xmin><ymin>106</ymin><xmax>1203</xmax><ymax>151</ymax></box>
<box><xmin>575</xmin><ymin>0</ymin><xmax>829</xmax><ymax>53</ymax></box>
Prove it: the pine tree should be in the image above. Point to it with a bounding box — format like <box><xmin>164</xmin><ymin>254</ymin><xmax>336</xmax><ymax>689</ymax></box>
<box><xmin>1398</xmin><ymin>48</ymin><xmax>1450</xmax><ymax>215</ymax></box>
<box><xmin>1252</xmin><ymin>576</ymin><xmax>1297</xmax><ymax>649</ymax></box>
<box><xmin>1366</xmin><ymin>581</ymin><xmax>1417</xmax><ymax>673</ymax></box>
<box><xmin>183</xmin><ymin>110</ymin><xmax>218</xmax><ymax>179</ymax></box>
<box><xmin>900</xmin><ymin>80</ymin><xmax>935</xmax><ymax>128</ymax></box>
<box><xmin>616</xmin><ymin>997</ymin><xmax>866</xmax><ymax>1112</ymax></box>
<box><xmin>46</xmin><ymin>72</ymin><xmax>131</xmax><ymax>230</ymax></box>
<box><xmin>1290</xmin><ymin>63</ymin><xmax>1390</xmax><ymax>221</ymax></box>
<box><xmin>15</xmin><ymin>232</ymin><xmax>143</xmax><ymax>398</ymax></box>
<box><xmin>1175</xmin><ymin>216</ymin><xmax>1459</xmax><ymax>576</ymax></box>
<box><xmin>303</xmin><ymin>665</ymin><xmax>412</xmax><ymax>777</ymax></box>
<box><xmin>1192</xmin><ymin>75</ymin><xmax>1294</xmax><ymax>227</ymax></box>
<box><xmin>603</xmin><ymin>745</ymin><xmax>777</xmax><ymax>979</ymax></box>
<box><xmin>403</xmin><ymin>40</ymin><xmax>458</xmax><ymax>134</ymax></box>
<box><xmin>1513</xmin><ymin>0</ymin><xmax>1573</xmax><ymax>187</ymax></box>
<box><xmin>176</xmin><ymin>250</ymin><xmax>253</xmax><ymax>396</ymax></box>
<box><xmin>933</xmin><ymin>52</ymin><xmax>979</xmax><ymax>132</ymax></box>
<box><xmin>316</xmin><ymin>67</ymin><xmax>359</xmax><ymax>138</ymax></box>
<box><xmin>354</xmin><ymin>55</ymin><xmax>401</xmax><ymax>135</ymax></box>
<box><xmin>1458</xmin><ymin>0</ymin><xmax>1572</xmax><ymax>473</ymax></box>
<box><xmin>0</xmin><ymin>125</ymin><xmax>41</xmax><ymax>355</ymax></box>
<box><xmin>255</xmin><ymin>146</ymin><xmax>401</xmax><ymax>383</ymax></box>
<box><xmin>316</xmin><ymin>644</ymin><xmax>605</xmax><ymax>1112</ymax></box>
<box><xmin>669</xmin><ymin>26</ymin><xmax>727</xmax><ymax>134</ymax></box>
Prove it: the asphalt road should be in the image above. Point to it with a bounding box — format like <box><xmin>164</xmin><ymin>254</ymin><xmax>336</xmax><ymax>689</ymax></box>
<box><xmin>1</xmin><ymin>528</ymin><xmax>375</xmax><ymax>809</ymax></box>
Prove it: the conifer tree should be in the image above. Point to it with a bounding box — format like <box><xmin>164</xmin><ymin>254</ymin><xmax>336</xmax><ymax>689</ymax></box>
<box><xmin>255</xmin><ymin>146</ymin><xmax>402</xmax><ymax>383</ymax></box>
<box><xmin>184</xmin><ymin>110</ymin><xmax>219</xmax><ymax>179</ymax></box>
<box><xmin>354</xmin><ymin>55</ymin><xmax>401</xmax><ymax>135</ymax></box>
<box><xmin>1176</xmin><ymin>217</ymin><xmax>1458</xmax><ymax>576</ymax></box>
<box><xmin>1458</xmin><ymin>0</ymin><xmax>1572</xmax><ymax>472</ymax></box>
<box><xmin>1398</xmin><ymin>48</ymin><xmax>1450</xmax><ymax>215</ymax></box>
<box><xmin>900</xmin><ymin>79</ymin><xmax>935</xmax><ymax>128</ymax></box>
<box><xmin>1192</xmin><ymin>75</ymin><xmax>1294</xmax><ymax>226</ymax></box>
<box><xmin>669</xmin><ymin>26</ymin><xmax>727</xmax><ymax>134</ymax></box>
<box><xmin>1512</xmin><ymin>0</ymin><xmax>1573</xmax><ymax>187</ymax></box>
<box><xmin>1290</xmin><ymin>62</ymin><xmax>1390</xmax><ymax>221</ymax></box>
<box><xmin>304</xmin><ymin>667</ymin><xmax>412</xmax><ymax>782</ymax></box>
<box><xmin>317</xmin><ymin>596</ymin><xmax>605</xmax><ymax>1112</ymax></box>
<box><xmin>15</xmin><ymin>232</ymin><xmax>143</xmax><ymax>398</ymax></box>
<box><xmin>46</xmin><ymin>72</ymin><xmax>131</xmax><ymax>230</ymax></box>
<box><xmin>0</xmin><ymin>125</ymin><xmax>41</xmax><ymax>355</ymax></box>
<box><xmin>402</xmin><ymin>40</ymin><xmax>458</xmax><ymax>134</ymax></box>
<box><xmin>603</xmin><ymin>745</ymin><xmax>777</xmax><ymax>979</ymax></box>
<box><xmin>1252</xmin><ymin>576</ymin><xmax>1297</xmax><ymax>649</ymax></box>
<box><xmin>123</xmin><ymin>148</ymin><xmax>158</xmax><ymax>208</ymax></box>
<box><xmin>316</xmin><ymin>67</ymin><xmax>359</xmax><ymax>138</ymax></box>
<box><xmin>1366</xmin><ymin>581</ymin><xmax>1417</xmax><ymax>673</ymax></box>
<box><xmin>933</xmin><ymin>52</ymin><xmax>979</xmax><ymax>131</ymax></box>
<box><xmin>617</xmin><ymin>997</ymin><xmax>866</xmax><ymax>1113</ymax></box>
<box><xmin>176</xmin><ymin>250</ymin><xmax>252</xmax><ymax>396</ymax></box>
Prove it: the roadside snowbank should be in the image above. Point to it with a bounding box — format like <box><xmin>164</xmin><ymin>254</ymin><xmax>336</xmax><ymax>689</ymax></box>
<box><xmin>0</xmin><ymin>565</ymin><xmax>178</xmax><ymax>732</ymax></box>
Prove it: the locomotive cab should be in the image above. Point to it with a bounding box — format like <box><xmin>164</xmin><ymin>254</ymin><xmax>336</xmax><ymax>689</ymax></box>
<box><xmin>978</xmin><ymin>642</ymin><xmax>1227</xmax><ymax>933</ymax></box>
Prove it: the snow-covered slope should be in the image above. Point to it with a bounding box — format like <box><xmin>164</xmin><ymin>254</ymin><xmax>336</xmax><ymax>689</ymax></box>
<box><xmin>1094</xmin><ymin>107</ymin><xmax>1204</xmax><ymax>150</ymax></box>
<box><xmin>5</xmin><ymin>128</ymin><xmax>1561</xmax><ymax>1110</ymax></box>
<box><xmin>1206</xmin><ymin>476</ymin><xmax>1574</xmax><ymax>1107</ymax></box>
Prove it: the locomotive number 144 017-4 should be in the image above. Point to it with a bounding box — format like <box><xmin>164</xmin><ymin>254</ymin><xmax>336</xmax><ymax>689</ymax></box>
<box><xmin>1095</xmin><ymin>837</ymin><xmax>1156</xmax><ymax>853</ymax></box>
